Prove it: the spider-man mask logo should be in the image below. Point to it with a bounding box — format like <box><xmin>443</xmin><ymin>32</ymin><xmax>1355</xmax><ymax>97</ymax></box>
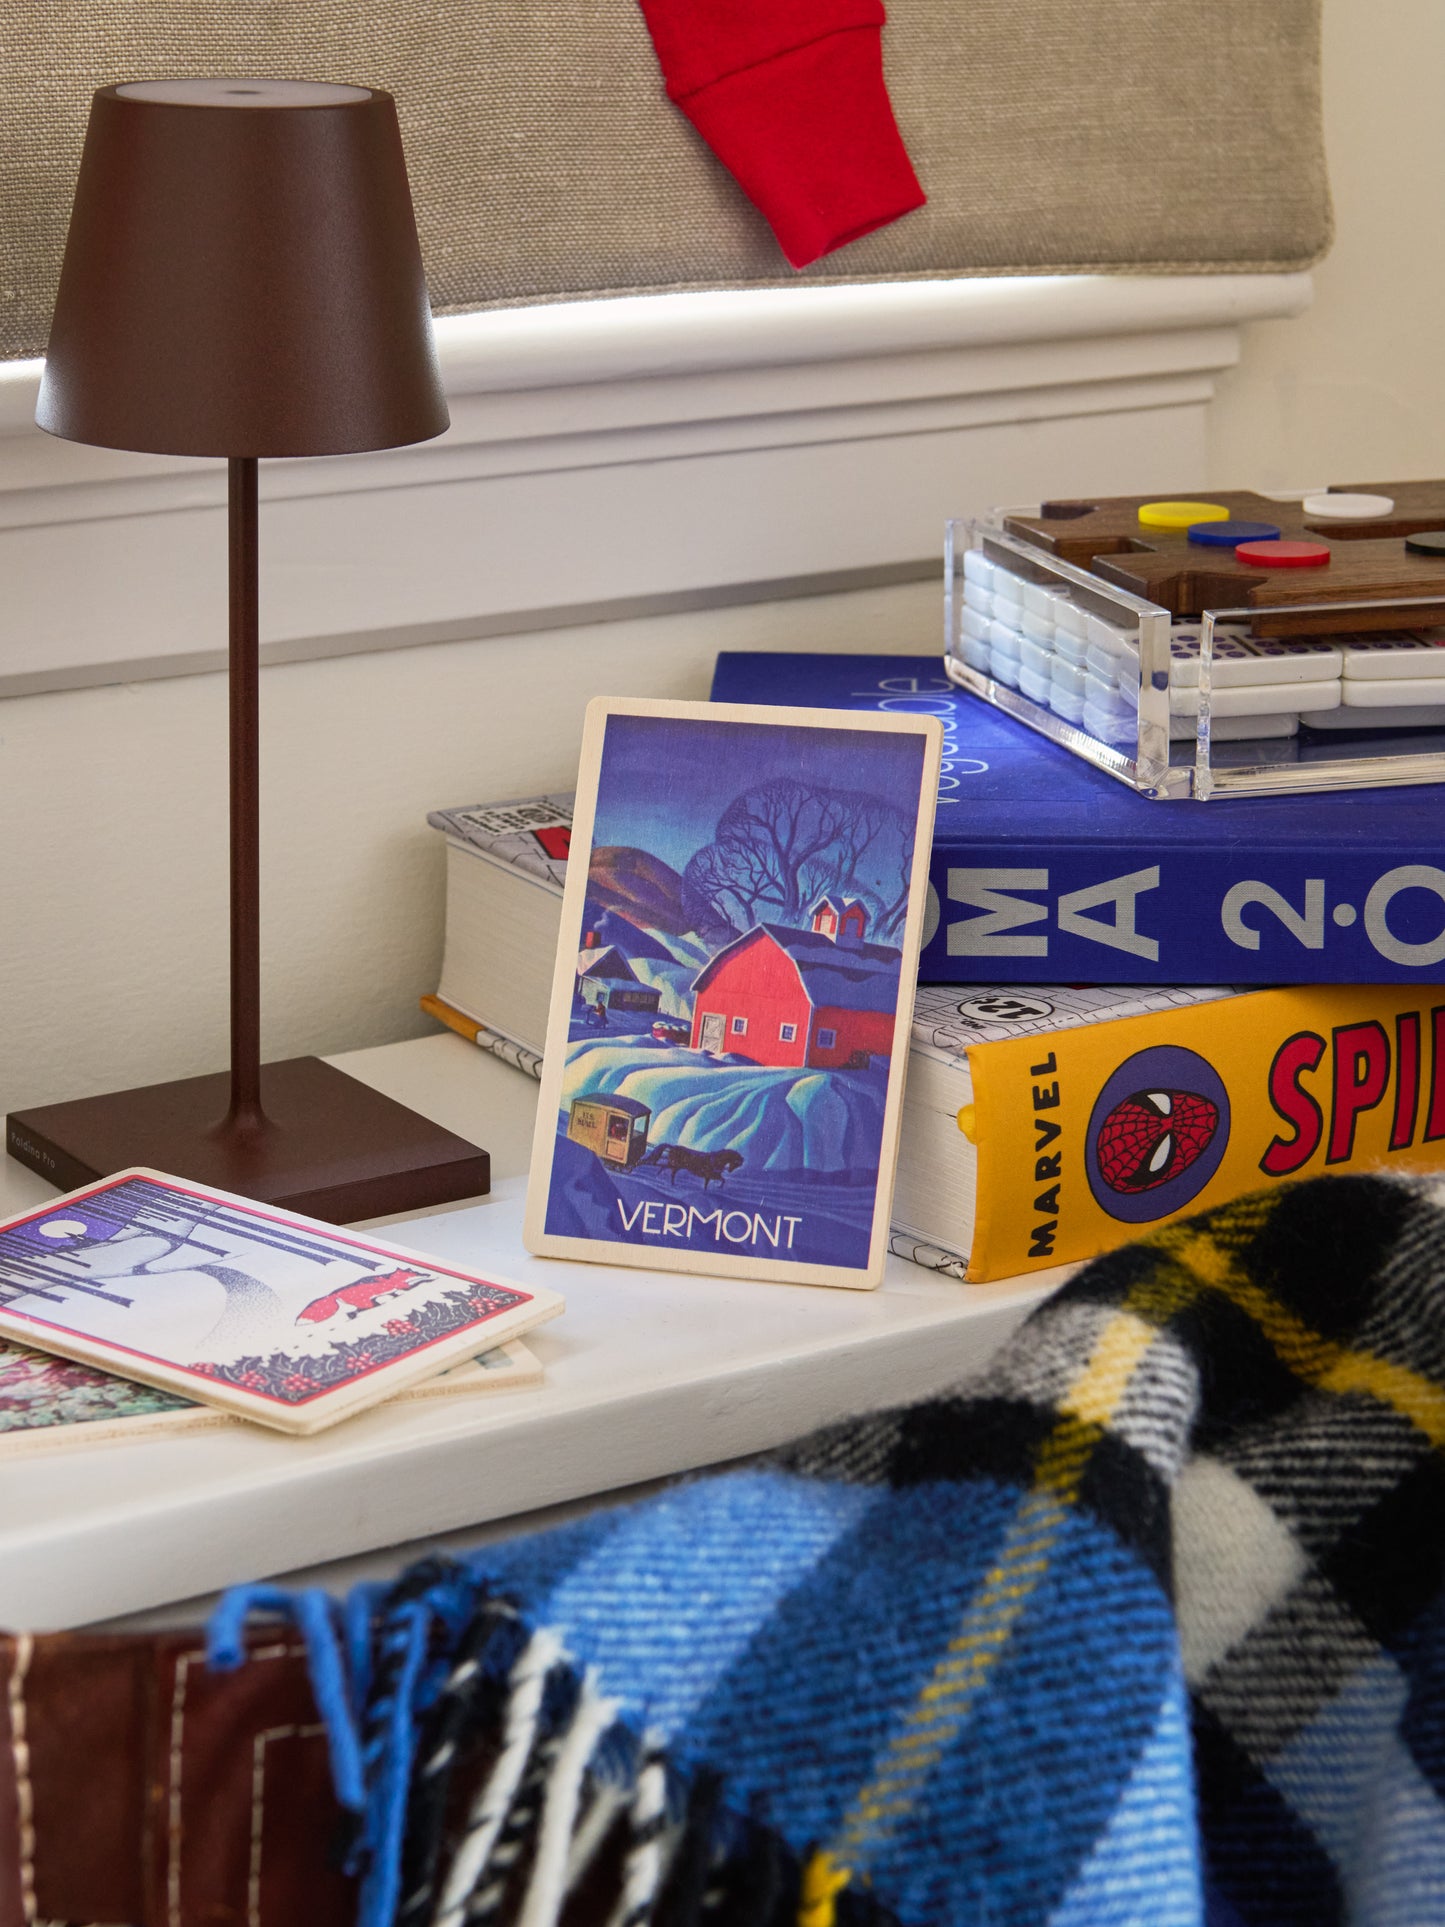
<box><xmin>1096</xmin><ymin>1088</ymin><xmax>1219</xmax><ymax>1193</ymax></box>
<box><xmin>1085</xmin><ymin>1046</ymin><xmax>1231</xmax><ymax>1223</ymax></box>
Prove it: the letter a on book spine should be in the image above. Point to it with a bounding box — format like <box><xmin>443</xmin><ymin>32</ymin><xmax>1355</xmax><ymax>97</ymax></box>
<box><xmin>524</xmin><ymin>697</ymin><xmax>943</xmax><ymax>1289</ymax></box>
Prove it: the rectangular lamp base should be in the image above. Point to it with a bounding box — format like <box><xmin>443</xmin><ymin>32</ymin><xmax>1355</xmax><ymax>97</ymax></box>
<box><xmin>5</xmin><ymin>1056</ymin><xmax>490</xmax><ymax>1223</ymax></box>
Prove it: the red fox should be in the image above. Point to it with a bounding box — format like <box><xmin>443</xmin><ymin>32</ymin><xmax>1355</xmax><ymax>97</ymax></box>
<box><xmin>295</xmin><ymin>1266</ymin><xmax>428</xmax><ymax>1325</ymax></box>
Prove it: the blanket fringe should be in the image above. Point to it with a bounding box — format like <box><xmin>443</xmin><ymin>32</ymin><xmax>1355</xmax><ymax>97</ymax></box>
<box><xmin>516</xmin><ymin>1671</ymin><xmax>622</xmax><ymax>1927</ymax></box>
<box><xmin>432</xmin><ymin>1625</ymin><xmax>566</xmax><ymax>1927</ymax></box>
<box><xmin>210</xmin><ymin>1562</ymin><xmax>902</xmax><ymax>1927</ymax></box>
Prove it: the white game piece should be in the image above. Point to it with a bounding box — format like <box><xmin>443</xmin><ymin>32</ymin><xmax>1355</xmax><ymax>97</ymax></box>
<box><xmin>1051</xmin><ymin>626</ymin><xmax>1089</xmax><ymax>668</ymax></box>
<box><xmin>1086</xmin><ymin>640</ymin><xmax>1121</xmax><ymax>682</ymax></box>
<box><xmin>1084</xmin><ymin>612</ymin><xmax>1131</xmax><ymax>657</ymax></box>
<box><xmin>1165</xmin><ymin>634</ymin><xmax>1339</xmax><ymax>688</ymax></box>
<box><xmin>1302</xmin><ymin>491</ymin><xmax>1394</xmax><ymax>520</ymax></box>
<box><xmin>1084</xmin><ymin>703</ymin><xmax>1133</xmax><ymax>745</ymax></box>
<box><xmin>1169</xmin><ymin>713</ymin><xmax>1300</xmax><ymax>740</ymax></box>
<box><xmin>1170</xmin><ymin>681</ymin><xmax>1340</xmax><ymax>718</ymax></box>
<box><xmin>1086</xmin><ymin>716</ymin><xmax>1137</xmax><ymax>747</ymax></box>
<box><xmin>1019</xmin><ymin>662</ymin><xmax>1052</xmax><ymax>705</ymax></box>
<box><xmin>992</xmin><ymin>593</ymin><xmax>1024</xmax><ymax>631</ymax></box>
<box><xmin>1051</xmin><ymin>601</ymin><xmax>1088</xmax><ymax>644</ymax></box>
<box><xmin>987</xmin><ymin>621</ymin><xmax>1022</xmax><ymax>688</ymax></box>
<box><xmin>1018</xmin><ymin>633</ymin><xmax>1053</xmax><ymax>680</ymax></box>
<box><xmin>1301</xmin><ymin>704</ymin><xmax>1445</xmax><ymax>730</ymax></box>
<box><xmin>1340</xmin><ymin>634</ymin><xmax>1445</xmax><ymax>680</ymax></box>
<box><xmin>1084</xmin><ymin>667</ymin><xmax>1122</xmax><ymax>710</ymax></box>
<box><xmin>1018</xmin><ymin>611</ymin><xmax>1056</xmax><ymax>653</ymax></box>
<box><xmin>958</xmin><ymin>632</ymin><xmax>992</xmax><ymax>674</ymax></box>
<box><xmin>1208</xmin><ymin>637</ymin><xmax>1341</xmax><ymax>685</ymax></box>
<box><xmin>1050</xmin><ymin>658</ymin><xmax>1087</xmax><ymax>703</ymax></box>
<box><xmin>1167</xmin><ymin>635</ymin><xmax>1258</xmax><ymax>687</ymax></box>
<box><xmin>1169</xmin><ymin>621</ymin><xmax>1252</xmax><ymax>640</ymax></box>
<box><xmin>1340</xmin><ymin>676</ymin><xmax>1445</xmax><ymax>707</ymax></box>
<box><xmin>962</xmin><ymin>579</ymin><xmax>994</xmax><ymax>620</ymax></box>
<box><xmin>959</xmin><ymin>606</ymin><xmax>991</xmax><ymax>646</ymax></box>
<box><xmin>961</xmin><ymin>549</ymin><xmax>997</xmax><ymax>590</ymax></box>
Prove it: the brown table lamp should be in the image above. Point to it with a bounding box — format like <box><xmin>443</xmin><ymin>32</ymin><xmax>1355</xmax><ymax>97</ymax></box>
<box><xmin>7</xmin><ymin>78</ymin><xmax>490</xmax><ymax>1221</ymax></box>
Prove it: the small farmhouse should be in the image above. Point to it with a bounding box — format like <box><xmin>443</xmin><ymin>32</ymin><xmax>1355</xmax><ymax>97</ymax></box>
<box><xmin>575</xmin><ymin>936</ymin><xmax>662</xmax><ymax>1015</ymax></box>
<box><xmin>689</xmin><ymin>899</ymin><xmax>900</xmax><ymax>1069</ymax></box>
<box><xmin>809</xmin><ymin>895</ymin><xmax>869</xmax><ymax>944</ymax></box>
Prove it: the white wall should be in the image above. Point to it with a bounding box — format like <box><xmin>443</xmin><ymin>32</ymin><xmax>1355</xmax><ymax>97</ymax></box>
<box><xmin>1209</xmin><ymin>0</ymin><xmax>1445</xmax><ymax>488</ymax></box>
<box><xmin>0</xmin><ymin>582</ymin><xmax>936</xmax><ymax>1109</ymax></box>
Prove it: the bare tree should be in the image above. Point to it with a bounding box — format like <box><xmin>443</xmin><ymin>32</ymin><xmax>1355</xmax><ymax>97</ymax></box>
<box><xmin>684</xmin><ymin>779</ymin><xmax>913</xmax><ymax>941</ymax></box>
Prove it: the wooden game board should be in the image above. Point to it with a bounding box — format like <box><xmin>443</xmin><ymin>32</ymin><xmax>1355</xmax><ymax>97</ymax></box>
<box><xmin>1003</xmin><ymin>482</ymin><xmax>1445</xmax><ymax>636</ymax></box>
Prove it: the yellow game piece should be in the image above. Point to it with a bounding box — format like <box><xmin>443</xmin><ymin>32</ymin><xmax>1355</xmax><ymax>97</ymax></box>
<box><xmin>1137</xmin><ymin>500</ymin><xmax>1230</xmax><ymax>530</ymax></box>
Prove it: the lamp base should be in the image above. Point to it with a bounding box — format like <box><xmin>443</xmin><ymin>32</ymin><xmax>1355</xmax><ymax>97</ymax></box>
<box><xmin>5</xmin><ymin>1056</ymin><xmax>490</xmax><ymax>1223</ymax></box>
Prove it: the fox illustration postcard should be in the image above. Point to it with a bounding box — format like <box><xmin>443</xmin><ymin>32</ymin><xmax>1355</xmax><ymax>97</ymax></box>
<box><xmin>525</xmin><ymin>698</ymin><xmax>943</xmax><ymax>1288</ymax></box>
<box><xmin>0</xmin><ymin>1169</ymin><xmax>562</xmax><ymax>1435</ymax></box>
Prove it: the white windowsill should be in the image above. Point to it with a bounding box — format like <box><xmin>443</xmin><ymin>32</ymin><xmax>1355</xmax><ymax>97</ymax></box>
<box><xmin>0</xmin><ymin>272</ymin><xmax>1311</xmax><ymax>431</ymax></box>
<box><xmin>0</xmin><ymin>273</ymin><xmax>1311</xmax><ymax>695</ymax></box>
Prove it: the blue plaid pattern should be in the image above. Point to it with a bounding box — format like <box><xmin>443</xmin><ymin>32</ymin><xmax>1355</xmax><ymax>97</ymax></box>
<box><xmin>212</xmin><ymin>1172</ymin><xmax>1445</xmax><ymax>1926</ymax></box>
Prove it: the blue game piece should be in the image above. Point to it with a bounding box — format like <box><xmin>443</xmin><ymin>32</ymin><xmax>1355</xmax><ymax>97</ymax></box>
<box><xmin>1187</xmin><ymin>519</ymin><xmax>1283</xmax><ymax>547</ymax></box>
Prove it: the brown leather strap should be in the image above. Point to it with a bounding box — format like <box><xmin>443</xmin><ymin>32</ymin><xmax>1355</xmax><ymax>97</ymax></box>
<box><xmin>0</xmin><ymin>1629</ymin><xmax>354</xmax><ymax>1927</ymax></box>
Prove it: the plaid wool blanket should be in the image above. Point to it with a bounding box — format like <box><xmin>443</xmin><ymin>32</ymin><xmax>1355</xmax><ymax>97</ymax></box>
<box><xmin>212</xmin><ymin>1173</ymin><xmax>1445</xmax><ymax>1926</ymax></box>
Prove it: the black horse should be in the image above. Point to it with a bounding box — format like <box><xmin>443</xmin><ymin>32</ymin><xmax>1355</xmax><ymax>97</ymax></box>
<box><xmin>642</xmin><ymin>1144</ymin><xmax>745</xmax><ymax>1189</ymax></box>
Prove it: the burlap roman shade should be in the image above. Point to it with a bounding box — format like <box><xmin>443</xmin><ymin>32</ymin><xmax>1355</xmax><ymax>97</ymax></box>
<box><xmin>2</xmin><ymin>1</ymin><xmax>1331</xmax><ymax>364</ymax></box>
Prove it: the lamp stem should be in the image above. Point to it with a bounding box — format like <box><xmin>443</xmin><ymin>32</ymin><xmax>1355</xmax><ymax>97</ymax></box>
<box><xmin>226</xmin><ymin>455</ymin><xmax>266</xmax><ymax>1133</ymax></box>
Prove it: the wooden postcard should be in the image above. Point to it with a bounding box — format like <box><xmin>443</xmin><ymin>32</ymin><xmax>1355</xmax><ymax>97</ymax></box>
<box><xmin>524</xmin><ymin>697</ymin><xmax>943</xmax><ymax>1288</ymax></box>
<box><xmin>0</xmin><ymin>1338</ymin><xmax>542</xmax><ymax>1457</ymax></box>
<box><xmin>0</xmin><ymin>1170</ymin><xmax>562</xmax><ymax>1435</ymax></box>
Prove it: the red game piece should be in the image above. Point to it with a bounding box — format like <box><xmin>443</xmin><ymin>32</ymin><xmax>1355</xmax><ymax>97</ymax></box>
<box><xmin>1235</xmin><ymin>539</ymin><xmax>1331</xmax><ymax>568</ymax></box>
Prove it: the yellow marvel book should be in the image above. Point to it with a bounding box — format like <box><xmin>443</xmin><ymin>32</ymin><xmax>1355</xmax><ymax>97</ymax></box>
<box><xmin>930</xmin><ymin>982</ymin><xmax>1445</xmax><ymax>1280</ymax></box>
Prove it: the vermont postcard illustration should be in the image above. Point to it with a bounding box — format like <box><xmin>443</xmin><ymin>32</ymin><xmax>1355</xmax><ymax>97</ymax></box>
<box><xmin>525</xmin><ymin>699</ymin><xmax>943</xmax><ymax>1288</ymax></box>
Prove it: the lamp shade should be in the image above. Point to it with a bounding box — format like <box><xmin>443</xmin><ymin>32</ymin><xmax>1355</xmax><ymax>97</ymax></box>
<box><xmin>36</xmin><ymin>78</ymin><xmax>449</xmax><ymax>458</ymax></box>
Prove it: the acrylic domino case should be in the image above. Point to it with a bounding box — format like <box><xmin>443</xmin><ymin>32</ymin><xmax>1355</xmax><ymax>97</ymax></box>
<box><xmin>946</xmin><ymin>504</ymin><xmax>1445</xmax><ymax>801</ymax></box>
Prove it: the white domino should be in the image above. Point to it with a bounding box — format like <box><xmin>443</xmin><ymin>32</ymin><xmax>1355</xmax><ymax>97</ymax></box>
<box><xmin>1169</xmin><ymin>713</ymin><xmax>1300</xmax><ymax>740</ymax></box>
<box><xmin>1018</xmin><ymin>633</ymin><xmax>1053</xmax><ymax>679</ymax></box>
<box><xmin>1168</xmin><ymin>628</ymin><xmax>1340</xmax><ymax>687</ymax></box>
<box><xmin>1220</xmin><ymin>637</ymin><xmax>1342</xmax><ymax>683</ymax></box>
<box><xmin>1340</xmin><ymin>676</ymin><xmax>1445</xmax><ymax>707</ymax></box>
<box><xmin>1170</xmin><ymin>681</ymin><xmax>1340</xmax><ymax>718</ymax></box>
<box><xmin>1085</xmin><ymin>612</ymin><xmax>1132</xmax><ymax>658</ymax></box>
<box><xmin>1339</xmin><ymin>634</ymin><xmax>1445</xmax><ymax>680</ymax></box>
<box><xmin>1301</xmin><ymin>704</ymin><xmax>1445</xmax><ymax>730</ymax></box>
<box><xmin>960</xmin><ymin>604</ymin><xmax>990</xmax><ymax>643</ymax></box>
<box><xmin>1052</xmin><ymin>601</ymin><xmax>1088</xmax><ymax>645</ymax></box>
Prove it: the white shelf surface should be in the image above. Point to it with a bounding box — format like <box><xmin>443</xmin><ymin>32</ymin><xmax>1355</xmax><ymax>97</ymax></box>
<box><xmin>0</xmin><ymin>1037</ymin><xmax>1072</xmax><ymax>1631</ymax></box>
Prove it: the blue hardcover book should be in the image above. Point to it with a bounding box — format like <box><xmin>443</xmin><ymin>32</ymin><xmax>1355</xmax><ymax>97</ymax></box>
<box><xmin>708</xmin><ymin>653</ymin><xmax>1445</xmax><ymax>984</ymax></box>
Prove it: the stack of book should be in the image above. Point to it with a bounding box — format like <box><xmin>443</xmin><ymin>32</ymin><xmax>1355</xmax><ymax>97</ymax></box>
<box><xmin>425</xmin><ymin>654</ymin><xmax>1445</xmax><ymax>1283</ymax></box>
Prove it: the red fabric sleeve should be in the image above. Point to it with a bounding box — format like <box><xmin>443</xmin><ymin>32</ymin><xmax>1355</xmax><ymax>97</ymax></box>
<box><xmin>635</xmin><ymin>0</ymin><xmax>926</xmax><ymax>269</ymax></box>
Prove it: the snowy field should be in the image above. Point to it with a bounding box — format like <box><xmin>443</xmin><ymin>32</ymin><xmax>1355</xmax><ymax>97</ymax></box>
<box><xmin>559</xmin><ymin>1038</ymin><xmax>888</xmax><ymax>1177</ymax></box>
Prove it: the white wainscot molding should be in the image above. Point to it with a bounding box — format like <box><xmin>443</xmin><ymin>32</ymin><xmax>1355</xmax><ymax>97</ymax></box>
<box><xmin>0</xmin><ymin>273</ymin><xmax>1311</xmax><ymax>695</ymax></box>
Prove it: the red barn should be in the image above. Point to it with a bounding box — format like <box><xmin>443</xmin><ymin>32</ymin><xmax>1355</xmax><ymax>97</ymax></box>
<box><xmin>689</xmin><ymin>898</ymin><xmax>901</xmax><ymax>1069</ymax></box>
